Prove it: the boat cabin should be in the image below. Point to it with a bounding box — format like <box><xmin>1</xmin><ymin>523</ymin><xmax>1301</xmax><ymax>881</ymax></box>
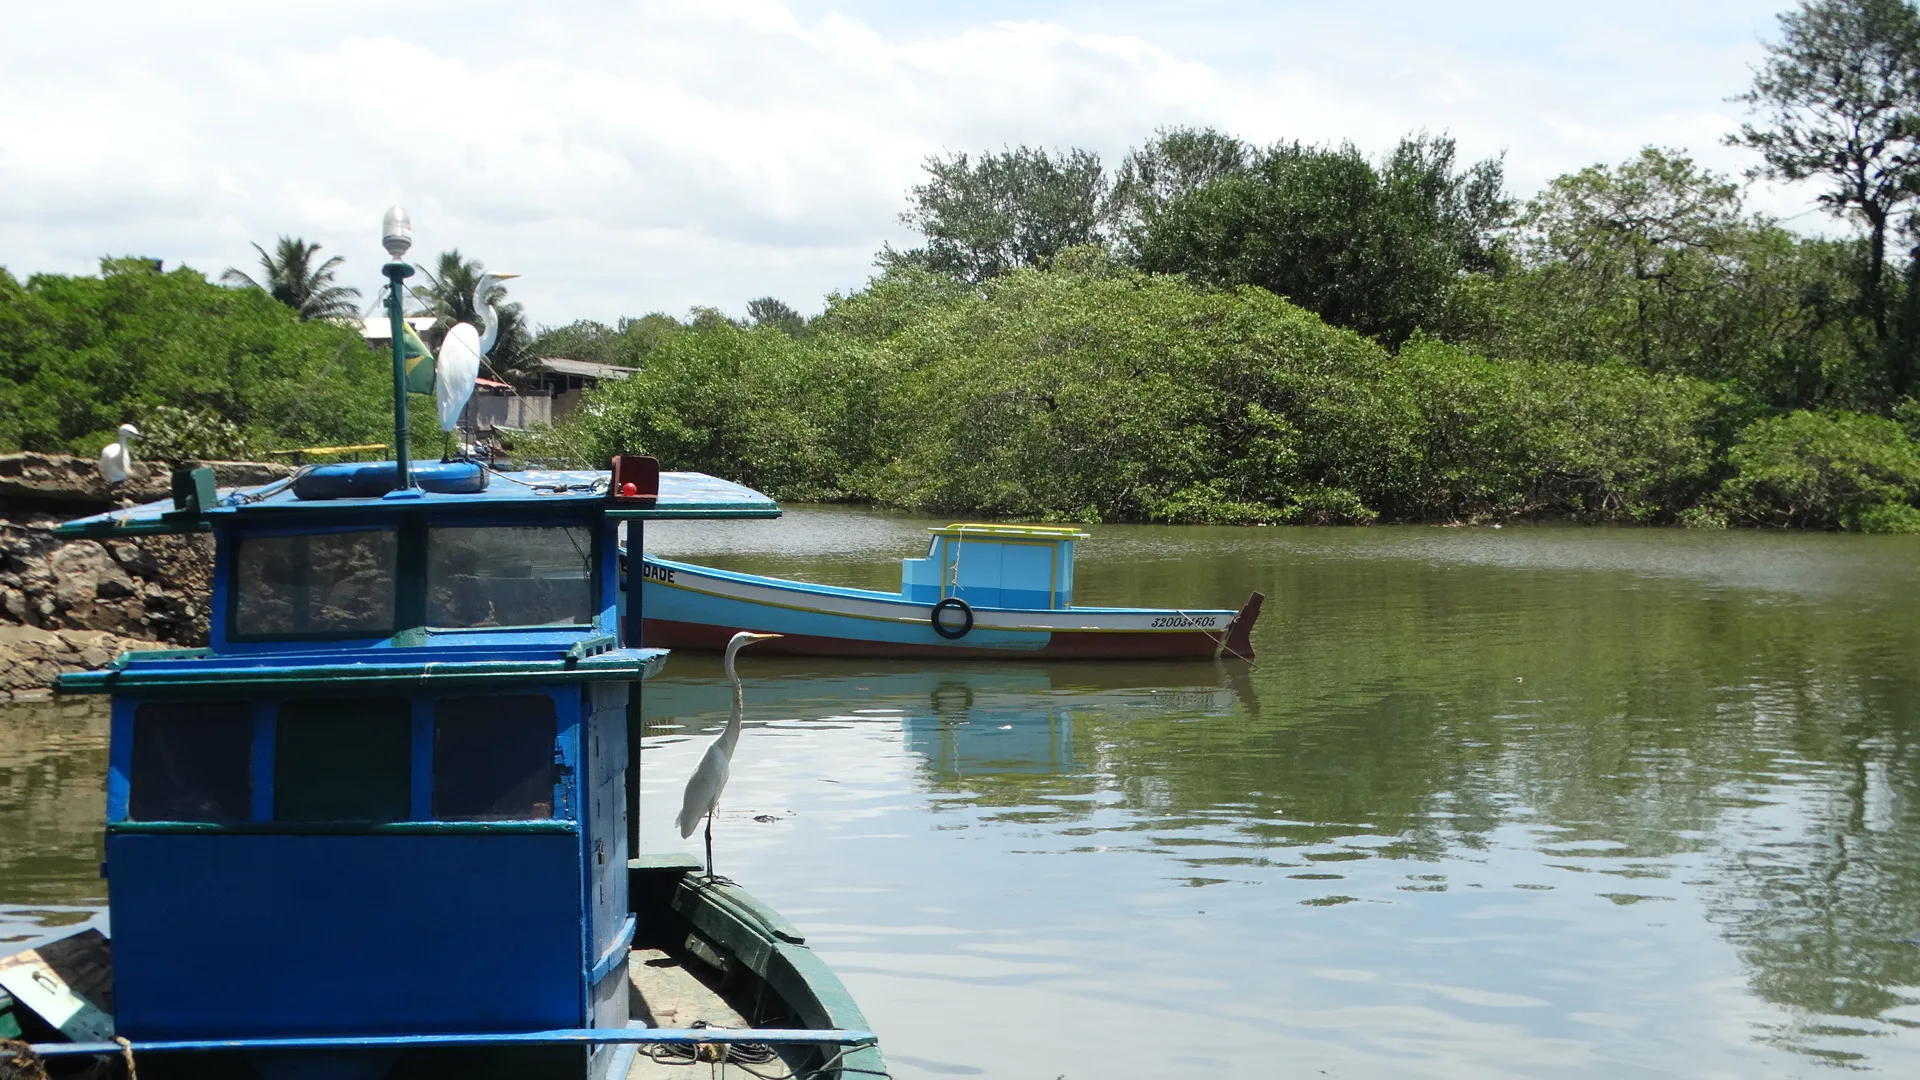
<box><xmin>900</xmin><ymin>523</ymin><xmax>1088</xmax><ymax>610</ymax></box>
<box><xmin>53</xmin><ymin>460</ymin><xmax>780</xmax><ymax>1078</ymax></box>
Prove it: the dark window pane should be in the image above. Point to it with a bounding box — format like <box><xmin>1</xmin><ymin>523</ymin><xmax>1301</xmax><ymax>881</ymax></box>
<box><xmin>434</xmin><ymin>696</ymin><xmax>557</xmax><ymax>820</ymax></box>
<box><xmin>130</xmin><ymin>703</ymin><xmax>253</xmax><ymax>822</ymax></box>
<box><xmin>233</xmin><ymin>530</ymin><xmax>398</xmax><ymax>638</ymax></box>
<box><xmin>274</xmin><ymin>699</ymin><xmax>412</xmax><ymax>823</ymax></box>
<box><xmin>426</xmin><ymin>526</ymin><xmax>594</xmax><ymax>628</ymax></box>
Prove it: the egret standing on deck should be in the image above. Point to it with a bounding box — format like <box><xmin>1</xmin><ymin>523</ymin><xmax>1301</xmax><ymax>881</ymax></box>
<box><xmin>434</xmin><ymin>271</ymin><xmax>519</xmax><ymax>446</ymax></box>
<box><xmin>99</xmin><ymin>424</ymin><xmax>140</xmax><ymax>486</ymax></box>
<box><xmin>678</xmin><ymin>631</ymin><xmax>783</xmax><ymax>878</ymax></box>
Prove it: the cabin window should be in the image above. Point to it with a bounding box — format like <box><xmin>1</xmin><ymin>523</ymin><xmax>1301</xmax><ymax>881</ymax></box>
<box><xmin>273</xmin><ymin>699</ymin><xmax>412</xmax><ymax>822</ymax></box>
<box><xmin>232</xmin><ymin>529</ymin><xmax>398</xmax><ymax>637</ymax></box>
<box><xmin>433</xmin><ymin>696</ymin><xmax>557</xmax><ymax>820</ymax></box>
<box><xmin>128</xmin><ymin>703</ymin><xmax>253</xmax><ymax>821</ymax></box>
<box><xmin>425</xmin><ymin>525</ymin><xmax>594</xmax><ymax>628</ymax></box>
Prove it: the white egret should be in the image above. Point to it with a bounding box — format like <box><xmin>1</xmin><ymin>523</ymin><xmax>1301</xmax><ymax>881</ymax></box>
<box><xmin>99</xmin><ymin>424</ymin><xmax>140</xmax><ymax>486</ymax></box>
<box><xmin>435</xmin><ymin>271</ymin><xmax>519</xmax><ymax>437</ymax></box>
<box><xmin>677</xmin><ymin>631</ymin><xmax>783</xmax><ymax>878</ymax></box>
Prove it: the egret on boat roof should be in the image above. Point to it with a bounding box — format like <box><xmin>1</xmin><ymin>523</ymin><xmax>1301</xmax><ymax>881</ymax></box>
<box><xmin>436</xmin><ymin>270</ymin><xmax>518</xmax><ymax>437</ymax></box>
<box><xmin>99</xmin><ymin>423</ymin><xmax>140</xmax><ymax>486</ymax></box>
<box><xmin>677</xmin><ymin>630</ymin><xmax>782</xmax><ymax>879</ymax></box>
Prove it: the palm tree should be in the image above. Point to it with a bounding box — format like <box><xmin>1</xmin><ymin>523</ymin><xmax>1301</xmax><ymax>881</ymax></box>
<box><xmin>221</xmin><ymin>236</ymin><xmax>362</xmax><ymax>322</ymax></box>
<box><xmin>411</xmin><ymin>249</ymin><xmax>535</xmax><ymax>380</ymax></box>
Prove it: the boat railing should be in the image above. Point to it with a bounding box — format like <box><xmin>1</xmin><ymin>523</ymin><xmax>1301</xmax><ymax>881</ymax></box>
<box><xmin>24</xmin><ymin>1026</ymin><xmax>879</xmax><ymax>1057</ymax></box>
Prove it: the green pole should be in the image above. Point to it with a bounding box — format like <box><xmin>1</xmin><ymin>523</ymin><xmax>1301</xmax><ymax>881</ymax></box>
<box><xmin>384</xmin><ymin>260</ymin><xmax>415</xmax><ymax>490</ymax></box>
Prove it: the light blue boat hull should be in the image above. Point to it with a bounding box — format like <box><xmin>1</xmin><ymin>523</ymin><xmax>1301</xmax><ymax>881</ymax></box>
<box><xmin>627</xmin><ymin>555</ymin><xmax>1260</xmax><ymax>660</ymax></box>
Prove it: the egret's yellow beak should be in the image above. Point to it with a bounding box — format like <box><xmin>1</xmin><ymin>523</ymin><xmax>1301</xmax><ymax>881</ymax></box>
<box><xmin>490</xmin><ymin>272</ymin><xmax>521</xmax><ymax>281</ymax></box>
<box><xmin>745</xmin><ymin>633</ymin><xmax>783</xmax><ymax>642</ymax></box>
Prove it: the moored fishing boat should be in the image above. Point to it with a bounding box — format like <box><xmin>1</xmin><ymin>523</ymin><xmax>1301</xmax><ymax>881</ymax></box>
<box><xmin>629</xmin><ymin>522</ymin><xmax>1262</xmax><ymax>660</ymax></box>
<box><xmin>2</xmin><ymin>458</ymin><xmax>880</xmax><ymax>1080</ymax></box>
<box><xmin>2</xmin><ymin>206</ymin><xmax>881</xmax><ymax>1080</ymax></box>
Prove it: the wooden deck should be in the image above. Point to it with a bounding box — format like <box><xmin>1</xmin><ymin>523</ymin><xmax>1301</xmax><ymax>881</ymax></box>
<box><xmin>622</xmin><ymin>946</ymin><xmax>793</xmax><ymax>1079</ymax></box>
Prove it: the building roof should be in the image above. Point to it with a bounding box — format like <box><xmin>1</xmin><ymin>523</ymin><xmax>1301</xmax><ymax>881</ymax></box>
<box><xmin>536</xmin><ymin>357</ymin><xmax>636</xmax><ymax>381</ymax></box>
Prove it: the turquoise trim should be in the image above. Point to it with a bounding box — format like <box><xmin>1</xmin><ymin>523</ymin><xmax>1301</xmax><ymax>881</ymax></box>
<box><xmin>107</xmin><ymin>820</ymin><xmax>577</xmax><ymax>835</ymax></box>
<box><xmin>57</xmin><ymin>650</ymin><xmax>667</xmax><ymax>695</ymax></box>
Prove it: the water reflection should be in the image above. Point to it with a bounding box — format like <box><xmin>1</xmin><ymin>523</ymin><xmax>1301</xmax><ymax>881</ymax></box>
<box><xmin>642</xmin><ymin>658</ymin><xmax>1250</xmax><ymax>786</ymax></box>
<box><xmin>0</xmin><ymin>696</ymin><xmax>108</xmax><ymax>947</ymax></box>
<box><xmin>4</xmin><ymin>516</ymin><xmax>1917</xmax><ymax>1074</ymax></box>
<box><xmin>633</xmin><ymin>513</ymin><xmax>1920</xmax><ymax>1074</ymax></box>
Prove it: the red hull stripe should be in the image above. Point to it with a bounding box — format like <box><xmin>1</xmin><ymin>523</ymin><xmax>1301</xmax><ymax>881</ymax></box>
<box><xmin>637</xmin><ymin>618</ymin><xmax>1228</xmax><ymax>660</ymax></box>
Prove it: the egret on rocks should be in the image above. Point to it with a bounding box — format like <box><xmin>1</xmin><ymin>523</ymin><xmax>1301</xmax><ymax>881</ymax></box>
<box><xmin>99</xmin><ymin>424</ymin><xmax>140</xmax><ymax>486</ymax></box>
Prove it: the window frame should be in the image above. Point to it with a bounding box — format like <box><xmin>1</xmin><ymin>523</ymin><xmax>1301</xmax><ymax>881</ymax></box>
<box><xmin>108</xmin><ymin>689</ymin><xmax>580</xmax><ymax>829</ymax></box>
<box><xmin>422</xmin><ymin>522</ymin><xmax>601</xmax><ymax>632</ymax></box>
<box><xmin>218</xmin><ymin>509</ymin><xmax>608</xmax><ymax>645</ymax></box>
<box><xmin>224</xmin><ymin>523</ymin><xmax>403</xmax><ymax>643</ymax></box>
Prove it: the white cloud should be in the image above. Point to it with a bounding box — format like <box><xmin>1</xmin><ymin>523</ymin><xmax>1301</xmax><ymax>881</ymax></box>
<box><xmin>0</xmin><ymin>1</ymin><xmax>1827</xmax><ymax>325</ymax></box>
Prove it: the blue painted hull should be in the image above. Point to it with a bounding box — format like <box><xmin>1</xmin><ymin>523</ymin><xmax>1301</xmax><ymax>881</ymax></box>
<box><xmin>630</xmin><ymin>555</ymin><xmax>1259</xmax><ymax>660</ymax></box>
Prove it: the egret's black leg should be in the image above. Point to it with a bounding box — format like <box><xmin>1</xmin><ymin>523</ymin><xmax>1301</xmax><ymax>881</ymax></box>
<box><xmin>704</xmin><ymin>811</ymin><xmax>715</xmax><ymax>878</ymax></box>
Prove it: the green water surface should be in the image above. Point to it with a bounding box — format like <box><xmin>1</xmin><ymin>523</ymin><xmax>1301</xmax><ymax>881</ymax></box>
<box><xmin>5</xmin><ymin>509</ymin><xmax>1918</xmax><ymax>1076</ymax></box>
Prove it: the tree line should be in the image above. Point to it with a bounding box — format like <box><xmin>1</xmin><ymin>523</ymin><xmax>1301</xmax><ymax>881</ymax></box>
<box><xmin>527</xmin><ymin>0</ymin><xmax>1920</xmax><ymax>531</ymax></box>
<box><xmin>4</xmin><ymin>0</ymin><xmax>1919</xmax><ymax>529</ymax></box>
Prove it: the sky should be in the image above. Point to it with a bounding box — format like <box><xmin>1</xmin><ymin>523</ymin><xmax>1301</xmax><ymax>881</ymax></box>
<box><xmin>0</xmin><ymin>0</ymin><xmax>1819</xmax><ymax>326</ymax></box>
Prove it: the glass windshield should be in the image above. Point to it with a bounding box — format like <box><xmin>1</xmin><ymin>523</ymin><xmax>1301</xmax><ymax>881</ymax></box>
<box><xmin>232</xmin><ymin>529</ymin><xmax>398</xmax><ymax>637</ymax></box>
<box><xmin>426</xmin><ymin>525</ymin><xmax>595</xmax><ymax>628</ymax></box>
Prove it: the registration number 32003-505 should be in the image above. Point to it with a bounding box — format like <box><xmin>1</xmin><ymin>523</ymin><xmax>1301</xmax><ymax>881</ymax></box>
<box><xmin>1150</xmin><ymin>615</ymin><xmax>1216</xmax><ymax>628</ymax></box>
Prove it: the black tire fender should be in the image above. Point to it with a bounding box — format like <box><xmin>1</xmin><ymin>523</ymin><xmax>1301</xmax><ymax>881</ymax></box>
<box><xmin>931</xmin><ymin>597</ymin><xmax>974</xmax><ymax>639</ymax></box>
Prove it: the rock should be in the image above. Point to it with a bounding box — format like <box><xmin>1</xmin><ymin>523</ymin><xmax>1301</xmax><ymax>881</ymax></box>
<box><xmin>0</xmin><ymin>451</ymin><xmax>160</xmax><ymax>505</ymax></box>
<box><xmin>50</xmin><ymin>541</ymin><xmax>134</xmax><ymax>610</ymax></box>
<box><xmin>0</xmin><ymin>452</ymin><xmax>294</xmax><ymax>507</ymax></box>
<box><xmin>0</xmin><ymin>623</ymin><xmax>130</xmax><ymax>690</ymax></box>
<box><xmin>2</xmin><ymin>453</ymin><xmax>243</xmax><ymax>660</ymax></box>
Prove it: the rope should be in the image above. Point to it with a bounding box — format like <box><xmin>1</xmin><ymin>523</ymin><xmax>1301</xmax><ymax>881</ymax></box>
<box><xmin>114</xmin><ymin>1036</ymin><xmax>137</xmax><ymax>1080</ymax></box>
<box><xmin>1169</xmin><ymin>605</ymin><xmax>1254</xmax><ymax>664</ymax></box>
<box><xmin>639</xmin><ymin>1035</ymin><xmax>890</xmax><ymax>1080</ymax></box>
<box><xmin>0</xmin><ymin>1039</ymin><xmax>48</xmax><ymax>1080</ymax></box>
<box><xmin>480</xmin><ymin>461</ymin><xmax>609</xmax><ymax>496</ymax></box>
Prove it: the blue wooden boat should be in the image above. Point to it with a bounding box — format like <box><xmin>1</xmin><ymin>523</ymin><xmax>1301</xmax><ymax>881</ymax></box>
<box><xmin>9</xmin><ymin>458</ymin><xmax>885</xmax><ymax>1080</ymax></box>
<box><xmin>629</xmin><ymin>523</ymin><xmax>1262</xmax><ymax>660</ymax></box>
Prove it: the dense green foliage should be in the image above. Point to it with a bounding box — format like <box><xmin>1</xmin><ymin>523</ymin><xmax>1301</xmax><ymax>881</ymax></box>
<box><xmin>0</xmin><ymin>259</ymin><xmax>426</xmax><ymax>459</ymax></box>
<box><xmin>1134</xmin><ymin>134</ymin><xmax>1510</xmax><ymax>348</ymax></box>
<box><xmin>531</xmin><ymin>262</ymin><xmax>1741</xmax><ymax>525</ymax></box>
<box><xmin>10</xmin><ymin>0</ymin><xmax>1920</xmax><ymax>532</ymax></box>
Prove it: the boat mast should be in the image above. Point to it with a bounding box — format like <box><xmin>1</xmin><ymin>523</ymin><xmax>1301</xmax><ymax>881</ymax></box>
<box><xmin>382</xmin><ymin>206</ymin><xmax>417</xmax><ymax>495</ymax></box>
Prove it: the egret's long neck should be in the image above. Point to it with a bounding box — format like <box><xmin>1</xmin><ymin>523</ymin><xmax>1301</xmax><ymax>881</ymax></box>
<box><xmin>720</xmin><ymin>648</ymin><xmax>746</xmax><ymax>756</ymax></box>
<box><xmin>477</xmin><ymin>300</ymin><xmax>501</xmax><ymax>357</ymax></box>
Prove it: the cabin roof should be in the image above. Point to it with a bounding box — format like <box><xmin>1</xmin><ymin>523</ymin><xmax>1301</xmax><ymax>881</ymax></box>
<box><xmin>929</xmin><ymin>523</ymin><xmax>1089</xmax><ymax>541</ymax></box>
<box><xmin>54</xmin><ymin>469</ymin><xmax>779</xmax><ymax>537</ymax></box>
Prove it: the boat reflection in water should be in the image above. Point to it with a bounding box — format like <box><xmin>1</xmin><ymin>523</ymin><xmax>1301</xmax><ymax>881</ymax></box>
<box><xmin>643</xmin><ymin>660</ymin><xmax>1252</xmax><ymax>781</ymax></box>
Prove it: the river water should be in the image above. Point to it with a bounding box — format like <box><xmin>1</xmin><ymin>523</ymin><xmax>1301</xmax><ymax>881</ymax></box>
<box><xmin>4</xmin><ymin>508</ymin><xmax>1918</xmax><ymax>1076</ymax></box>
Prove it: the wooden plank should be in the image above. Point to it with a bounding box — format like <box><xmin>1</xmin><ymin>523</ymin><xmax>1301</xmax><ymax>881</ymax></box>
<box><xmin>623</xmin><ymin>948</ymin><xmax>792</xmax><ymax>1080</ymax></box>
<box><xmin>0</xmin><ymin>929</ymin><xmax>114</xmax><ymax>1041</ymax></box>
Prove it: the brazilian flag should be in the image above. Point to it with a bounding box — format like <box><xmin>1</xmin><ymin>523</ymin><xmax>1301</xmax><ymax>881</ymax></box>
<box><xmin>401</xmin><ymin>321</ymin><xmax>435</xmax><ymax>394</ymax></box>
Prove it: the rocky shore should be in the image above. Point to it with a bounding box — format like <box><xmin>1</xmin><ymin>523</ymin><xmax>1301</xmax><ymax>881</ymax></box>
<box><xmin>0</xmin><ymin>452</ymin><xmax>290</xmax><ymax>699</ymax></box>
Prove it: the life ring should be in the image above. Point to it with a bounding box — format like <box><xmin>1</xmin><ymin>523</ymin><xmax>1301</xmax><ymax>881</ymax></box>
<box><xmin>931</xmin><ymin>597</ymin><xmax>973</xmax><ymax>639</ymax></box>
